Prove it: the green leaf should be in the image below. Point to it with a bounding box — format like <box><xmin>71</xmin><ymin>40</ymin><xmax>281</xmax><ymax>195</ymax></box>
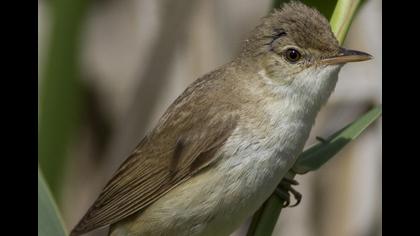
<box><xmin>293</xmin><ymin>105</ymin><xmax>382</xmax><ymax>174</ymax></box>
<box><xmin>38</xmin><ymin>167</ymin><xmax>67</xmax><ymax>236</ymax></box>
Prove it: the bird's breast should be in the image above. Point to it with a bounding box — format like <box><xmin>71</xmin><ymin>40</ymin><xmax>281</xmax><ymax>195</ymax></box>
<box><xmin>196</xmin><ymin>98</ymin><xmax>317</xmax><ymax>235</ymax></box>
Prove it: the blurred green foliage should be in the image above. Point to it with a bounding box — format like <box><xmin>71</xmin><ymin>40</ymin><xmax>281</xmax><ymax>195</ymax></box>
<box><xmin>39</xmin><ymin>0</ymin><xmax>90</xmax><ymax>197</ymax></box>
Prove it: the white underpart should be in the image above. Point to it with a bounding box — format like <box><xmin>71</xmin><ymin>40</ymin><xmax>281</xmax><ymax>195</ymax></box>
<box><xmin>111</xmin><ymin>65</ymin><xmax>342</xmax><ymax>236</ymax></box>
<box><xmin>197</xmin><ymin>65</ymin><xmax>342</xmax><ymax>235</ymax></box>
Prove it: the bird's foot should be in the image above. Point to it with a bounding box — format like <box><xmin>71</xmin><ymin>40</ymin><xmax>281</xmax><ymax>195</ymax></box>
<box><xmin>275</xmin><ymin>177</ymin><xmax>302</xmax><ymax>208</ymax></box>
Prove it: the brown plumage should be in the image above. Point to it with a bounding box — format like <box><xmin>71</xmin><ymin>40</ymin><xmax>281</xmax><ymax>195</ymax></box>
<box><xmin>70</xmin><ymin>65</ymin><xmax>242</xmax><ymax>235</ymax></box>
<box><xmin>70</xmin><ymin>1</ymin><xmax>370</xmax><ymax>235</ymax></box>
<box><xmin>240</xmin><ymin>1</ymin><xmax>339</xmax><ymax>58</ymax></box>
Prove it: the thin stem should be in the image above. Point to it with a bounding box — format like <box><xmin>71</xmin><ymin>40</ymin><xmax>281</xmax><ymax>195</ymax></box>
<box><xmin>330</xmin><ymin>0</ymin><xmax>363</xmax><ymax>44</ymax></box>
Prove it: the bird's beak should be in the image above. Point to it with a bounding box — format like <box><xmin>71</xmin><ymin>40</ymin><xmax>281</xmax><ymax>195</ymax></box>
<box><xmin>321</xmin><ymin>47</ymin><xmax>373</xmax><ymax>65</ymax></box>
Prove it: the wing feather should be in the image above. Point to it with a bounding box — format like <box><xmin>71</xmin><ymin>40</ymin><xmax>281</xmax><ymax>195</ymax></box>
<box><xmin>70</xmin><ymin>80</ymin><xmax>239</xmax><ymax>235</ymax></box>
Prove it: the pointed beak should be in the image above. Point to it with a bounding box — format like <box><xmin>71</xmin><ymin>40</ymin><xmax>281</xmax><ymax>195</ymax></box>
<box><xmin>321</xmin><ymin>47</ymin><xmax>373</xmax><ymax>65</ymax></box>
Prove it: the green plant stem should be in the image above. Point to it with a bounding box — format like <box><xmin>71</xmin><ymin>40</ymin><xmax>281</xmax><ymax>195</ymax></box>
<box><xmin>330</xmin><ymin>0</ymin><xmax>363</xmax><ymax>44</ymax></box>
<box><xmin>246</xmin><ymin>193</ymin><xmax>287</xmax><ymax>236</ymax></box>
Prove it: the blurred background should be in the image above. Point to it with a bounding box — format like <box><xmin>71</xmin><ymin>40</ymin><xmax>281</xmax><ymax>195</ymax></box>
<box><xmin>38</xmin><ymin>0</ymin><xmax>382</xmax><ymax>235</ymax></box>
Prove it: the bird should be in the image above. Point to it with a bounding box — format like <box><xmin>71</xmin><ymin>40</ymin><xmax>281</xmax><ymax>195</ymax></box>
<box><xmin>70</xmin><ymin>2</ymin><xmax>372</xmax><ymax>235</ymax></box>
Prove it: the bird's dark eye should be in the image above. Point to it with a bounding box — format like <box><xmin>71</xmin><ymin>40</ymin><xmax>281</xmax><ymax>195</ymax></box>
<box><xmin>284</xmin><ymin>48</ymin><xmax>301</xmax><ymax>63</ymax></box>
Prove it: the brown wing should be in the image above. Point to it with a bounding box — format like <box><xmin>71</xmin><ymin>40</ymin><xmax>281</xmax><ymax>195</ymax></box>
<box><xmin>70</xmin><ymin>79</ymin><xmax>239</xmax><ymax>236</ymax></box>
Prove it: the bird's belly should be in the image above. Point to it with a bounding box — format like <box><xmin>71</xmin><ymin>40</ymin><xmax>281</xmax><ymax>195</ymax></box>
<box><xmin>196</xmin><ymin>114</ymin><xmax>312</xmax><ymax>235</ymax></box>
<box><xmin>110</xmin><ymin>121</ymin><xmax>310</xmax><ymax>236</ymax></box>
<box><xmin>198</xmin><ymin>131</ymin><xmax>303</xmax><ymax>235</ymax></box>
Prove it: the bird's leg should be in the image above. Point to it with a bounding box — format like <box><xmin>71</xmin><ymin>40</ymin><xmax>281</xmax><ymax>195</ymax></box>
<box><xmin>275</xmin><ymin>175</ymin><xmax>302</xmax><ymax>208</ymax></box>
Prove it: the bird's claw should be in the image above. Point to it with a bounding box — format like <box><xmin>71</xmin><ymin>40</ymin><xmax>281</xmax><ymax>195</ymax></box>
<box><xmin>275</xmin><ymin>177</ymin><xmax>302</xmax><ymax>208</ymax></box>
